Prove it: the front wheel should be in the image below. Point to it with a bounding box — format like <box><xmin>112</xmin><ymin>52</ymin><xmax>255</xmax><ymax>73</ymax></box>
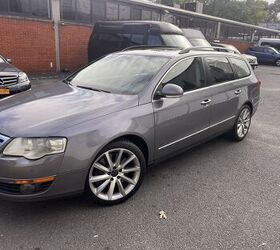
<box><xmin>229</xmin><ymin>105</ymin><xmax>252</xmax><ymax>141</ymax></box>
<box><xmin>86</xmin><ymin>140</ymin><xmax>146</xmax><ymax>205</ymax></box>
<box><xmin>276</xmin><ymin>59</ymin><xmax>280</xmax><ymax>67</ymax></box>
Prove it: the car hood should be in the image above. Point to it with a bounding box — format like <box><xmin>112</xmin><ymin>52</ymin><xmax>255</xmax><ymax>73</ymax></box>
<box><xmin>0</xmin><ymin>81</ymin><xmax>139</xmax><ymax>137</ymax></box>
<box><xmin>0</xmin><ymin>63</ymin><xmax>20</xmax><ymax>74</ymax></box>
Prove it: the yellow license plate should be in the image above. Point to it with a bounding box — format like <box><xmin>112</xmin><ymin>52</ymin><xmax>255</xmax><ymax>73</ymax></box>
<box><xmin>0</xmin><ymin>88</ymin><xmax>10</xmax><ymax>95</ymax></box>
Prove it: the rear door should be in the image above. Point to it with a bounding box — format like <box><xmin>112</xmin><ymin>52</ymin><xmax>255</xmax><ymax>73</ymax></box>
<box><xmin>153</xmin><ymin>57</ymin><xmax>212</xmax><ymax>159</ymax></box>
<box><xmin>203</xmin><ymin>56</ymin><xmax>239</xmax><ymax>135</ymax></box>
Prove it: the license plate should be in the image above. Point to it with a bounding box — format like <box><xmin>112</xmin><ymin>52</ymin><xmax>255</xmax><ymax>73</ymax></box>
<box><xmin>0</xmin><ymin>88</ymin><xmax>10</xmax><ymax>95</ymax></box>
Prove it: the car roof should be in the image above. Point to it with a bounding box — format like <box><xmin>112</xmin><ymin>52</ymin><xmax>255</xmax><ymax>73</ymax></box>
<box><xmin>94</xmin><ymin>21</ymin><xmax>184</xmax><ymax>34</ymax></box>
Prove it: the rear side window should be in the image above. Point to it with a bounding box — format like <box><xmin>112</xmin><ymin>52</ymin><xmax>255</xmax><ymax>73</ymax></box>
<box><xmin>205</xmin><ymin>56</ymin><xmax>235</xmax><ymax>84</ymax></box>
<box><xmin>161</xmin><ymin>57</ymin><xmax>205</xmax><ymax>92</ymax></box>
<box><xmin>131</xmin><ymin>34</ymin><xmax>144</xmax><ymax>45</ymax></box>
<box><xmin>147</xmin><ymin>35</ymin><xmax>163</xmax><ymax>45</ymax></box>
<box><xmin>229</xmin><ymin>57</ymin><xmax>250</xmax><ymax>79</ymax></box>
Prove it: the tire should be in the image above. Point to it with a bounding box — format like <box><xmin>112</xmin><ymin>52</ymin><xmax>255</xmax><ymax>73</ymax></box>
<box><xmin>276</xmin><ymin>59</ymin><xmax>280</xmax><ymax>67</ymax></box>
<box><xmin>86</xmin><ymin>140</ymin><xmax>146</xmax><ymax>205</ymax></box>
<box><xmin>229</xmin><ymin>104</ymin><xmax>252</xmax><ymax>142</ymax></box>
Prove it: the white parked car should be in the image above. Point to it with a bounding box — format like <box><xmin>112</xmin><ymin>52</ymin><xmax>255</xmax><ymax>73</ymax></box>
<box><xmin>211</xmin><ymin>43</ymin><xmax>258</xmax><ymax>68</ymax></box>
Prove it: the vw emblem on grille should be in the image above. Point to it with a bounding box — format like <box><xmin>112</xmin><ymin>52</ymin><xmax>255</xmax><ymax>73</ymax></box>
<box><xmin>0</xmin><ymin>78</ymin><xmax>3</xmax><ymax>85</ymax></box>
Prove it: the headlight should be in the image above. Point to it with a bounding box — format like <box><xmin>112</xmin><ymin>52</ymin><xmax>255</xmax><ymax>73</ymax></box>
<box><xmin>18</xmin><ymin>72</ymin><xmax>29</xmax><ymax>83</ymax></box>
<box><xmin>3</xmin><ymin>138</ymin><xmax>67</xmax><ymax>160</ymax></box>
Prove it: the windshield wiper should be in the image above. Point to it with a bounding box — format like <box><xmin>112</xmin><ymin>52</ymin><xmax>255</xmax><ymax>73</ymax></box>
<box><xmin>76</xmin><ymin>85</ymin><xmax>111</xmax><ymax>93</ymax></box>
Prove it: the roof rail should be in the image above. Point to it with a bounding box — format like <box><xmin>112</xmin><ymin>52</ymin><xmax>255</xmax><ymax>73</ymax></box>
<box><xmin>122</xmin><ymin>45</ymin><xmax>181</xmax><ymax>51</ymax></box>
<box><xmin>179</xmin><ymin>46</ymin><xmax>237</xmax><ymax>54</ymax></box>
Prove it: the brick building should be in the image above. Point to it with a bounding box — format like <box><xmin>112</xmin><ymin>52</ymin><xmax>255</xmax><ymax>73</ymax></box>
<box><xmin>0</xmin><ymin>0</ymin><xmax>279</xmax><ymax>73</ymax></box>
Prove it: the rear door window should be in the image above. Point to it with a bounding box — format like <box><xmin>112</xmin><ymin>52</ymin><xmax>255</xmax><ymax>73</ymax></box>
<box><xmin>205</xmin><ymin>56</ymin><xmax>235</xmax><ymax>84</ymax></box>
<box><xmin>228</xmin><ymin>57</ymin><xmax>251</xmax><ymax>79</ymax></box>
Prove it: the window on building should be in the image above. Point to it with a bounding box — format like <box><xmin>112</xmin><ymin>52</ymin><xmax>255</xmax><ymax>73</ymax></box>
<box><xmin>10</xmin><ymin>0</ymin><xmax>30</xmax><ymax>14</ymax></box>
<box><xmin>92</xmin><ymin>0</ymin><xmax>106</xmax><ymax>22</ymax></box>
<box><xmin>229</xmin><ymin>57</ymin><xmax>250</xmax><ymax>79</ymax></box>
<box><xmin>142</xmin><ymin>9</ymin><xmax>151</xmax><ymax>20</ymax></box>
<box><xmin>119</xmin><ymin>5</ymin><xmax>130</xmax><ymax>20</ymax></box>
<box><xmin>0</xmin><ymin>0</ymin><xmax>50</xmax><ymax>19</ymax></box>
<box><xmin>106</xmin><ymin>2</ymin><xmax>118</xmax><ymax>20</ymax></box>
<box><xmin>0</xmin><ymin>0</ymin><xmax>9</xmax><ymax>12</ymax></box>
<box><xmin>30</xmin><ymin>0</ymin><xmax>50</xmax><ymax>18</ymax></box>
<box><xmin>205</xmin><ymin>56</ymin><xmax>235</xmax><ymax>84</ymax></box>
<box><xmin>61</xmin><ymin>0</ymin><xmax>76</xmax><ymax>20</ymax></box>
<box><xmin>131</xmin><ymin>7</ymin><xmax>141</xmax><ymax>20</ymax></box>
<box><xmin>161</xmin><ymin>57</ymin><xmax>205</xmax><ymax>92</ymax></box>
<box><xmin>77</xmin><ymin>0</ymin><xmax>91</xmax><ymax>23</ymax></box>
<box><xmin>152</xmin><ymin>11</ymin><xmax>160</xmax><ymax>21</ymax></box>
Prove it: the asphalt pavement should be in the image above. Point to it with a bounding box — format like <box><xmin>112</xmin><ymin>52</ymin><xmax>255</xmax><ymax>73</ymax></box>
<box><xmin>0</xmin><ymin>65</ymin><xmax>279</xmax><ymax>250</ymax></box>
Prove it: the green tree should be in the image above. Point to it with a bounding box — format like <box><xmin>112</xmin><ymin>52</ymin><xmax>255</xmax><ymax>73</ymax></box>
<box><xmin>268</xmin><ymin>0</ymin><xmax>280</xmax><ymax>22</ymax></box>
<box><xmin>159</xmin><ymin>0</ymin><xmax>271</xmax><ymax>25</ymax></box>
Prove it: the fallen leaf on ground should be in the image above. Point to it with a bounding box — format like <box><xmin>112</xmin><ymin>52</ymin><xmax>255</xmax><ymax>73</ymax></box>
<box><xmin>159</xmin><ymin>210</ymin><xmax>167</xmax><ymax>219</ymax></box>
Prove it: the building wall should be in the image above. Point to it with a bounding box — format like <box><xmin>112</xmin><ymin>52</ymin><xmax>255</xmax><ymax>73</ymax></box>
<box><xmin>59</xmin><ymin>24</ymin><xmax>92</xmax><ymax>71</ymax></box>
<box><xmin>0</xmin><ymin>16</ymin><xmax>56</xmax><ymax>73</ymax></box>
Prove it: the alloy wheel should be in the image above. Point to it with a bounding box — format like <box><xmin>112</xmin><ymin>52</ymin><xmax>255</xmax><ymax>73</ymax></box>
<box><xmin>88</xmin><ymin>148</ymin><xmax>141</xmax><ymax>201</ymax></box>
<box><xmin>276</xmin><ymin>60</ymin><xmax>280</xmax><ymax>67</ymax></box>
<box><xmin>237</xmin><ymin>107</ymin><xmax>251</xmax><ymax>138</ymax></box>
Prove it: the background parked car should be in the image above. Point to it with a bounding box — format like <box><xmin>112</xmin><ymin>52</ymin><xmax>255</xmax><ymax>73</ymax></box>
<box><xmin>88</xmin><ymin>21</ymin><xmax>192</xmax><ymax>62</ymax></box>
<box><xmin>211</xmin><ymin>42</ymin><xmax>258</xmax><ymax>68</ymax></box>
<box><xmin>181</xmin><ymin>28</ymin><xmax>212</xmax><ymax>47</ymax></box>
<box><xmin>257</xmin><ymin>38</ymin><xmax>280</xmax><ymax>52</ymax></box>
<box><xmin>247</xmin><ymin>46</ymin><xmax>280</xmax><ymax>66</ymax></box>
<box><xmin>0</xmin><ymin>55</ymin><xmax>31</xmax><ymax>97</ymax></box>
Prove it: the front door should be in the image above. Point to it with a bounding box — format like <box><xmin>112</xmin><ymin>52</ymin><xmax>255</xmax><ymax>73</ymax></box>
<box><xmin>153</xmin><ymin>57</ymin><xmax>212</xmax><ymax>160</ymax></box>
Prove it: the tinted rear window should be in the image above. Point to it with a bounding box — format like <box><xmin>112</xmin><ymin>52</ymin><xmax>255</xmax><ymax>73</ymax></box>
<box><xmin>229</xmin><ymin>57</ymin><xmax>251</xmax><ymax>79</ymax></box>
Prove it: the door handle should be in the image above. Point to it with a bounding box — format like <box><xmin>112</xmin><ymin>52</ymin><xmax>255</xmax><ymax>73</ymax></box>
<box><xmin>235</xmin><ymin>89</ymin><xmax>242</xmax><ymax>95</ymax></box>
<box><xmin>201</xmin><ymin>99</ymin><xmax>212</xmax><ymax>106</ymax></box>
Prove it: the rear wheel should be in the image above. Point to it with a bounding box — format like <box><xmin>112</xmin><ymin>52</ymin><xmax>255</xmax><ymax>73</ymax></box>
<box><xmin>86</xmin><ymin>140</ymin><xmax>146</xmax><ymax>205</ymax></box>
<box><xmin>229</xmin><ymin>105</ymin><xmax>252</xmax><ymax>141</ymax></box>
<box><xmin>276</xmin><ymin>59</ymin><xmax>280</xmax><ymax>67</ymax></box>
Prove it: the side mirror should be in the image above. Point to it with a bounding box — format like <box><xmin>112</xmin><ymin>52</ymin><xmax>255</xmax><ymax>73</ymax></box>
<box><xmin>161</xmin><ymin>83</ymin><xmax>183</xmax><ymax>98</ymax></box>
<box><xmin>6</xmin><ymin>58</ymin><xmax>12</xmax><ymax>63</ymax></box>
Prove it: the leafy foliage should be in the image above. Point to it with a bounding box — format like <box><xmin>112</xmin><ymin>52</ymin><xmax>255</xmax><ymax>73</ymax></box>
<box><xmin>158</xmin><ymin>0</ymin><xmax>280</xmax><ymax>24</ymax></box>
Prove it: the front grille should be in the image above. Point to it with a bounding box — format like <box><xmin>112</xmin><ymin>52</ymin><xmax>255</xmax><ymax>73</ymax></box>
<box><xmin>0</xmin><ymin>75</ymin><xmax>18</xmax><ymax>86</ymax></box>
<box><xmin>0</xmin><ymin>181</ymin><xmax>53</xmax><ymax>195</ymax></box>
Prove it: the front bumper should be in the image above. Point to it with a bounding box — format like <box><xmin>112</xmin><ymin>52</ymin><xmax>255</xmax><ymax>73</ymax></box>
<box><xmin>0</xmin><ymin>153</ymin><xmax>88</xmax><ymax>201</ymax></box>
<box><xmin>0</xmin><ymin>81</ymin><xmax>31</xmax><ymax>97</ymax></box>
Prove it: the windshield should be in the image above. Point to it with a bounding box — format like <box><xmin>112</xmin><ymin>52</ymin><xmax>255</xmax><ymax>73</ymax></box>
<box><xmin>270</xmin><ymin>47</ymin><xmax>280</xmax><ymax>54</ymax></box>
<box><xmin>189</xmin><ymin>38</ymin><xmax>211</xmax><ymax>47</ymax></box>
<box><xmin>69</xmin><ymin>54</ymin><xmax>170</xmax><ymax>95</ymax></box>
<box><xmin>161</xmin><ymin>34</ymin><xmax>192</xmax><ymax>48</ymax></box>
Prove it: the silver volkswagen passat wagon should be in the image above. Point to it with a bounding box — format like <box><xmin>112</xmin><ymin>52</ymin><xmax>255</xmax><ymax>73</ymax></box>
<box><xmin>0</xmin><ymin>47</ymin><xmax>260</xmax><ymax>205</ymax></box>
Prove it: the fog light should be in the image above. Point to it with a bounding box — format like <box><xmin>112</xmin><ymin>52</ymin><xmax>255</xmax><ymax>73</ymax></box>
<box><xmin>20</xmin><ymin>184</ymin><xmax>36</xmax><ymax>194</ymax></box>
